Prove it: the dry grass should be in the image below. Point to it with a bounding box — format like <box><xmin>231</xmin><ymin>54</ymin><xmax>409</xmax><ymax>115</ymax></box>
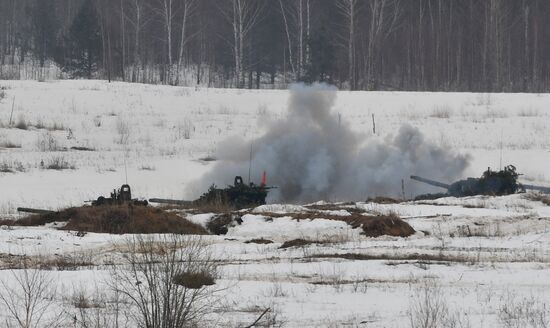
<box><xmin>245</xmin><ymin>238</ymin><xmax>274</xmax><ymax>244</ymax></box>
<box><xmin>0</xmin><ymin>140</ymin><xmax>21</xmax><ymax>148</ymax></box>
<box><xmin>255</xmin><ymin>211</ymin><xmax>415</xmax><ymax>238</ymax></box>
<box><xmin>44</xmin><ymin>156</ymin><xmax>75</xmax><ymax>170</ymax></box>
<box><xmin>2</xmin><ymin>206</ymin><xmax>208</xmax><ymax>234</ymax></box>
<box><xmin>172</xmin><ymin>271</ymin><xmax>216</xmax><ymax>289</ymax></box>
<box><xmin>206</xmin><ymin>213</ymin><xmax>238</xmax><ymax>235</ymax></box>
<box><xmin>279</xmin><ymin>239</ymin><xmax>315</xmax><ymax>249</ymax></box>
<box><xmin>524</xmin><ymin>192</ymin><xmax>550</xmax><ymax>206</ymax></box>
<box><xmin>308</xmin><ymin>252</ymin><xmax>468</xmax><ymax>263</ymax></box>
<box><xmin>365</xmin><ymin>196</ymin><xmax>401</xmax><ymax>204</ymax></box>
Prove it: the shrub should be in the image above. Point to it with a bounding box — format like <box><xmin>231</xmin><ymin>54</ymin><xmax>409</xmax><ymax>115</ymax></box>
<box><xmin>174</xmin><ymin>118</ymin><xmax>194</xmax><ymax>140</ymax></box>
<box><xmin>45</xmin><ymin>156</ymin><xmax>75</xmax><ymax>170</ymax></box>
<box><xmin>499</xmin><ymin>294</ymin><xmax>550</xmax><ymax>328</ymax></box>
<box><xmin>109</xmin><ymin>234</ymin><xmax>218</xmax><ymax>328</ymax></box>
<box><xmin>408</xmin><ymin>280</ymin><xmax>449</xmax><ymax>328</ymax></box>
<box><xmin>36</xmin><ymin>131</ymin><xmax>63</xmax><ymax>152</ymax></box>
<box><xmin>0</xmin><ymin>268</ymin><xmax>61</xmax><ymax>327</ymax></box>
<box><xmin>15</xmin><ymin>116</ymin><xmax>28</xmax><ymax>130</ymax></box>
<box><xmin>430</xmin><ymin>105</ymin><xmax>452</xmax><ymax>119</ymax></box>
<box><xmin>0</xmin><ymin>160</ymin><xmax>25</xmax><ymax>173</ymax></box>
<box><xmin>524</xmin><ymin>191</ymin><xmax>550</xmax><ymax>206</ymax></box>
<box><xmin>173</xmin><ymin>271</ymin><xmax>216</xmax><ymax>289</ymax></box>
<box><xmin>115</xmin><ymin>117</ymin><xmax>130</xmax><ymax>145</ymax></box>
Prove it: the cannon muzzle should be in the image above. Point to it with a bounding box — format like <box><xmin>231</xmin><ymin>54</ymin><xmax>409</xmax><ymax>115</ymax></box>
<box><xmin>148</xmin><ymin>198</ymin><xmax>194</xmax><ymax>206</ymax></box>
<box><xmin>522</xmin><ymin>184</ymin><xmax>550</xmax><ymax>194</ymax></box>
<box><xmin>410</xmin><ymin>175</ymin><xmax>451</xmax><ymax>190</ymax></box>
<box><xmin>17</xmin><ymin>207</ymin><xmax>55</xmax><ymax>214</ymax></box>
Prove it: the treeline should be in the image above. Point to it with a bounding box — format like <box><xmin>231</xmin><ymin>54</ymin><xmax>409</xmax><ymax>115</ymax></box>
<box><xmin>1</xmin><ymin>0</ymin><xmax>550</xmax><ymax>92</ymax></box>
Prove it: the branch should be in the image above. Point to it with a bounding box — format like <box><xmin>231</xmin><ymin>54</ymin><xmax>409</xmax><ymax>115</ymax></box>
<box><xmin>244</xmin><ymin>307</ymin><xmax>271</xmax><ymax>328</ymax></box>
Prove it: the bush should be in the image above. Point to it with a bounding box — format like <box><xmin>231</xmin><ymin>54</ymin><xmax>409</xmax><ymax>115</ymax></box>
<box><xmin>115</xmin><ymin>117</ymin><xmax>131</xmax><ymax>145</ymax></box>
<box><xmin>0</xmin><ymin>140</ymin><xmax>21</xmax><ymax>148</ymax></box>
<box><xmin>45</xmin><ymin>156</ymin><xmax>75</xmax><ymax>170</ymax></box>
<box><xmin>0</xmin><ymin>160</ymin><xmax>25</xmax><ymax>173</ymax></box>
<box><xmin>499</xmin><ymin>294</ymin><xmax>550</xmax><ymax>328</ymax></box>
<box><xmin>174</xmin><ymin>118</ymin><xmax>194</xmax><ymax>140</ymax></box>
<box><xmin>15</xmin><ymin>116</ymin><xmax>28</xmax><ymax>130</ymax></box>
<box><xmin>36</xmin><ymin>131</ymin><xmax>63</xmax><ymax>152</ymax></box>
<box><xmin>408</xmin><ymin>280</ymin><xmax>449</xmax><ymax>328</ymax></box>
<box><xmin>524</xmin><ymin>191</ymin><xmax>550</xmax><ymax>206</ymax></box>
<box><xmin>173</xmin><ymin>271</ymin><xmax>216</xmax><ymax>289</ymax></box>
<box><xmin>0</xmin><ymin>268</ymin><xmax>61</xmax><ymax>327</ymax></box>
<box><xmin>109</xmin><ymin>234</ymin><xmax>218</xmax><ymax>328</ymax></box>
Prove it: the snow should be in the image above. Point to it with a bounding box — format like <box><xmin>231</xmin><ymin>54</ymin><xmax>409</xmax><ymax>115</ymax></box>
<box><xmin>186</xmin><ymin>213</ymin><xmax>216</xmax><ymax>228</ymax></box>
<box><xmin>0</xmin><ymin>80</ymin><xmax>550</xmax><ymax>327</ymax></box>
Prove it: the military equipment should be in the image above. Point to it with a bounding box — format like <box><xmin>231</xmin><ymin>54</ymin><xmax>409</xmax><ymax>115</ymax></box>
<box><xmin>92</xmin><ymin>184</ymin><xmax>148</xmax><ymax>206</ymax></box>
<box><xmin>411</xmin><ymin>165</ymin><xmax>550</xmax><ymax>198</ymax></box>
<box><xmin>147</xmin><ymin>199</ymin><xmax>193</xmax><ymax>206</ymax></box>
<box><xmin>149</xmin><ymin>175</ymin><xmax>275</xmax><ymax>210</ymax></box>
<box><xmin>17</xmin><ymin>207</ymin><xmax>55</xmax><ymax>214</ymax></box>
<box><xmin>520</xmin><ymin>183</ymin><xmax>550</xmax><ymax>194</ymax></box>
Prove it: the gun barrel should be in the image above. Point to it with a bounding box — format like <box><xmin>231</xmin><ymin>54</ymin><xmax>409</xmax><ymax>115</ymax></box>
<box><xmin>17</xmin><ymin>207</ymin><xmax>55</xmax><ymax>214</ymax></box>
<box><xmin>522</xmin><ymin>184</ymin><xmax>550</xmax><ymax>194</ymax></box>
<box><xmin>148</xmin><ymin>198</ymin><xmax>193</xmax><ymax>206</ymax></box>
<box><xmin>410</xmin><ymin>175</ymin><xmax>451</xmax><ymax>190</ymax></box>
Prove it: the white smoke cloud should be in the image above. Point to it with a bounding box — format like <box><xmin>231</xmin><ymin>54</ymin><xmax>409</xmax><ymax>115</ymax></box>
<box><xmin>190</xmin><ymin>83</ymin><xmax>470</xmax><ymax>202</ymax></box>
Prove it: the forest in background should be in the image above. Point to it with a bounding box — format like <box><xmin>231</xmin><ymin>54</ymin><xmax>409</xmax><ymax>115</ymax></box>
<box><xmin>1</xmin><ymin>0</ymin><xmax>549</xmax><ymax>92</ymax></box>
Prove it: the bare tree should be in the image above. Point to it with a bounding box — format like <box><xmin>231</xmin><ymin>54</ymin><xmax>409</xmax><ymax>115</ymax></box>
<box><xmin>0</xmin><ymin>269</ymin><xmax>59</xmax><ymax>328</ymax></box>
<box><xmin>175</xmin><ymin>0</ymin><xmax>199</xmax><ymax>84</ymax></box>
<box><xmin>408</xmin><ymin>280</ymin><xmax>449</xmax><ymax>328</ymax></box>
<box><xmin>277</xmin><ymin>0</ymin><xmax>310</xmax><ymax>80</ymax></box>
<box><xmin>278</xmin><ymin>0</ymin><xmax>296</xmax><ymax>79</ymax></box>
<box><xmin>152</xmin><ymin>0</ymin><xmax>176</xmax><ymax>83</ymax></box>
<box><xmin>221</xmin><ymin>0</ymin><xmax>263</xmax><ymax>88</ymax></box>
<box><xmin>336</xmin><ymin>0</ymin><xmax>358</xmax><ymax>90</ymax></box>
<box><xmin>364</xmin><ymin>0</ymin><xmax>402</xmax><ymax>90</ymax></box>
<box><xmin>108</xmin><ymin>234</ymin><xmax>218</xmax><ymax>328</ymax></box>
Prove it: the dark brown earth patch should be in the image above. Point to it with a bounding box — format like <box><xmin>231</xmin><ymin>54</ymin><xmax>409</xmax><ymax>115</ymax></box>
<box><xmin>2</xmin><ymin>206</ymin><xmax>208</xmax><ymax>235</ymax></box>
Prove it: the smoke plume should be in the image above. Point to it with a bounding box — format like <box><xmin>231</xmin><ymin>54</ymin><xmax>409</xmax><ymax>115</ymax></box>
<box><xmin>190</xmin><ymin>83</ymin><xmax>469</xmax><ymax>202</ymax></box>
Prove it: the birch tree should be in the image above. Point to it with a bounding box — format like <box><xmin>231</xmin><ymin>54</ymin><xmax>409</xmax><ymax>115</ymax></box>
<box><xmin>175</xmin><ymin>0</ymin><xmax>199</xmax><ymax>84</ymax></box>
<box><xmin>336</xmin><ymin>0</ymin><xmax>358</xmax><ymax>90</ymax></box>
<box><xmin>222</xmin><ymin>0</ymin><xmax>262</xmax><ymax>88</ymax></box>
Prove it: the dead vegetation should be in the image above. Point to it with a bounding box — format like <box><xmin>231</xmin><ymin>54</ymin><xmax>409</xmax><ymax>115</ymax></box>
<box><xmin>524</xmin><ymin>192</ymin><xmax>550</xmax><ymax>206</ymax></box>
<box><xmin>1</xmin><ymin>206</ymin><xmax>208</xmax><ymax>234</ymax></box>
<box><xmin>307</xmin><ymin>252</ymin><xmax>468</xmax><ymax>263</ymax></box>
<box><xmin>254</xmin><ymin>211</ymin><xmax>415</xmax><ymax>238</ymax></box>
<box><xmin>365</xmin><ymin>196</ymin><xmax>402</xmax><ymax>204</ymax></box>
<box><xmin>0</xmin><ymin>140</ymin><xmax>21</xmax><ymax>148</ymax></box>
<box><xmin>178</xmin><ymin>202</ymin><xmax>415</xmax><ymax>238</ymax></box>
<box><xmin>173</xmin><ymin>271</ymin><xmax>216</xmax><ymax>289</ymax></box>
<box><xmin>206</xmin><ymin>213</ymin><xmax>237</xmax><ymax>235</ymax></box>
<box><xmin>245</xmin><ymin>238</ymin><xmax>274</xmax><ymax>244</ymax></box>
<box><xmin>279</xmin><ymin>239</ymin><xmax>315</xmax><ymax>249</ymax></box>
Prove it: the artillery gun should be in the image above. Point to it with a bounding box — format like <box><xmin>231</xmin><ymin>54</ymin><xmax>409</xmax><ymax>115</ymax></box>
<box><xmin>149</xmin><ymin>174</ymin><xmax>275</xmax><ymax>210</ymax></box>
<box><xmin>411</xmin><ymin>165</ymin><xmax>550</xmax><ymax>199</ymax></box>
<box><xmin>92</xmin><ymin>184</ymin><xmax>148</xmax><ymax>206</ymax></box>
<box><xmin>17</xmin><ymin>184</ymin><xmax>147</xmax><ymax>215</ymax></box>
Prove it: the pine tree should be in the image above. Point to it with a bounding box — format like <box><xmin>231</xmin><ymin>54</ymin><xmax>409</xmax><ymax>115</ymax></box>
<box><xmin>63</xmin><ymin>0</ymin><xmax>102</xmax><ymax>78</ymax></box>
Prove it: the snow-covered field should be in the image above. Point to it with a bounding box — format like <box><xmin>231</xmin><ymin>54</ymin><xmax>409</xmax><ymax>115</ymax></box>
<box><xmin>0</xmin><ymin>80</ymin><xmax>550</xmax><ymax>327</ymax></box>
